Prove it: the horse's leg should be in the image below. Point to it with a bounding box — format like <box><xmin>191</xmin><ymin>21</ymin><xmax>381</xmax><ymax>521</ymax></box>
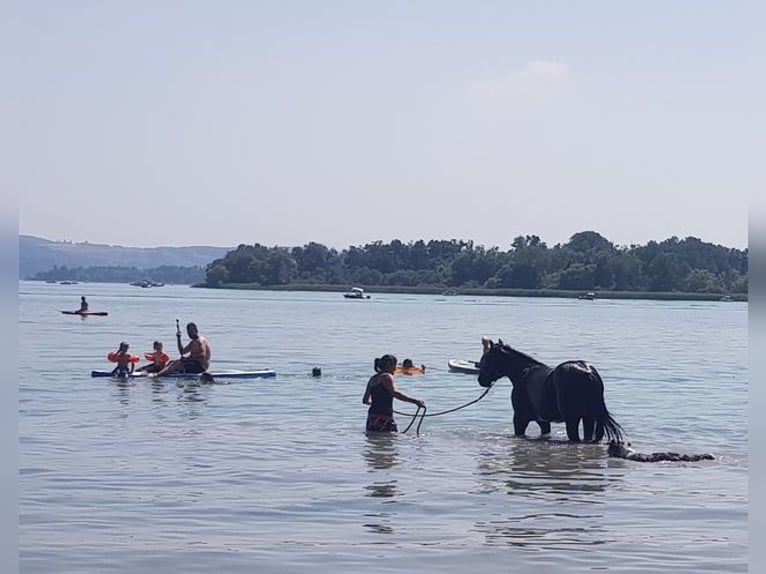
<box><xmin>582</xmin><ymin>417</ymin><xmax>596</xmax><ymax>442</ymax></box>
<box><xmin>537</xmin><ymin>421</ymin><xmax>551</xmax><ymax>437</ymax></box>
<box><xmin>565</xmin><ymin>418</ymin><xmax>581</xmax><ymax>442</ymax></box>
<box><xmin>511</xmin><ymin>386</ymin><xmax>532</xmax><ymax>437</ymax></box>
<box><xmin>513</xmin><ymin>414</ymin><xmax>530</xmax><ymax>437</ymax></box>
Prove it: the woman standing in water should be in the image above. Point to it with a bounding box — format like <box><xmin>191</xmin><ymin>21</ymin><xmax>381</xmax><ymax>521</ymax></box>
<box><xmin>363</xmin><ymin>354</ymin><xmax>425</xmax><ymax>432</ymax></box>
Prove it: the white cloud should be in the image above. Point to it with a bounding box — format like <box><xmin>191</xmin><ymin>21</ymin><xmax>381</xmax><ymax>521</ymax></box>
<box><xmin>470</xmin><ymin>61</ymin><xmax>571</xmax><ymax>99</ymax></box>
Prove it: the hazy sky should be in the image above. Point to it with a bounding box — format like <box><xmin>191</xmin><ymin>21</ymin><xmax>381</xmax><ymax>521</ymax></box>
<box><xmin>6</xmin><ymin>1</ymin><xmax>761</xmax><ymax>250</ymax></box>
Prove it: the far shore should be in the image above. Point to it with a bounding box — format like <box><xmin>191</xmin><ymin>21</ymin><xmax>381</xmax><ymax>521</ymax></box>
<box><xmin>194</xmin><ymin>283</ymin><xmax>747</xmax><ymax>303</ymax></box>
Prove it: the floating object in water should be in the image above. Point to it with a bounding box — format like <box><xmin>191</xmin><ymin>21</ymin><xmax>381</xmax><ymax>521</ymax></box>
<box><xmin>608</xmin><ymin>441</ymin><xmax>714</xmax><ymax>462</ymax></box>
<box><xmin>447</xmin><ymin>359</ymin><xmax>480</xmax><ymax>374</ymax></box>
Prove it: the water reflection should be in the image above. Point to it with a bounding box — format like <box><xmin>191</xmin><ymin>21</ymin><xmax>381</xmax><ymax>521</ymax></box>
<box><xmin>474</xmin><ymin>437</ymin><xmax>615</xmax><ymax>548</ymax></box>
<box><xmin>476</xmin><ymin>437</ymin><xmax>612</xmax><ymax>500</ymax></box>
<box><xmin>109</xmin><ymin>379</ymin><xmax>136</xmax><ymax>408</ymax></box>
<box><xmin>362</xmin><ymin>433</ymin><xmax>401</xmax><ymax>535</ymax></box>
<box><xmin>150</xmin><ymin>380</ymin><xmax>168</xmax><ymax>405</ymax></box>
<box><xmin>363</xmin><ymin>434</ymin><xmax>400</xmax><ymax>498</ymax></box>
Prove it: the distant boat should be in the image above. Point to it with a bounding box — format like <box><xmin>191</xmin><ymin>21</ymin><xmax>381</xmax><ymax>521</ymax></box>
<box><xmin>578</xmin><ymin>292</ymin><xmax>596</xmax><ymax>300</ymax></box>
<box><xmin>58</xmin><ymin>280</ymin><xmax>78</xmax><ymax>285</ymax></box>
<box><xmin>343</xmin><ymin>287</ymin><xmax>370</xmax><ymax>299</ymax></box>
<box><xmin>720</xmin><ymin>295</ymin><xmax>733</xmax><ymax>302</ymax></box>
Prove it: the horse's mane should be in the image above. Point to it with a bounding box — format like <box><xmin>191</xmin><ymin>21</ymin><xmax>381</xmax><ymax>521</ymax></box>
<box><xmin>497</xmin><ymin>342</ymin><xmax>546</xmax><ymax>368</ymax></box>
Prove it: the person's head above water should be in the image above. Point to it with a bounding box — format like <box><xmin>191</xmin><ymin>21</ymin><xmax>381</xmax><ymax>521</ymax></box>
<box><xmin>402</xmin><ymin>359</ymin><xmax>414</xmax><ymax>368</ymax></box>
<box><xmin>374</xmin><ymin>354</ymin><xmax>397</xmax><ymax>373</ymax></box>
<box><xmin>118</xmin><ymin>342</ymin><xmax>129</xmax><ymax>352</ymax></box>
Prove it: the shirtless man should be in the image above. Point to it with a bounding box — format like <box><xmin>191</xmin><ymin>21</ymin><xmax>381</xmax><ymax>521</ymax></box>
<box><xmin>152</xmin><ymin>322</ymin><xmax>211</xmax><ymax>377</ymax></box>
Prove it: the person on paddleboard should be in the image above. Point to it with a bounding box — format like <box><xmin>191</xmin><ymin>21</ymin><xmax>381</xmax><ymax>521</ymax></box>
<box><xmin>135</xmin><ymin>340</ymin><xmax>170</xmax><ymax>373</ymax></box>
<box><xmin>79</xmin><ymin>296</ymin><xmax>88</xmax><ymax>313</ymax></box>
<box><xmin>110</xmin><ymin>342</ymin><xmax>136</xmax><ymax>377</ymax></box>
<box><xmin>363</xmin><ymin>354</ymin><xmax>424</xmax><ymax>432</ymax></box>
<box><xmin>152</xmin><ymin>322</ymin><xmax>211</xmax><ymax>377</ymax></box>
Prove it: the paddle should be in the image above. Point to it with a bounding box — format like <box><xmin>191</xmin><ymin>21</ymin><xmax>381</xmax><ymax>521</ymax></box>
<box><xmin>175</xmin><ymin>318</ymin><xmax>183</xmax><ymax>356</ymax></box>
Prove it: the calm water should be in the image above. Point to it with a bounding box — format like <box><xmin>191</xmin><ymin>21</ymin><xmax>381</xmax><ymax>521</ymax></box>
<box><xmin>19</xmin><ymin>281</ymin><xmax>748</xmax><ymax>573</ymax></box>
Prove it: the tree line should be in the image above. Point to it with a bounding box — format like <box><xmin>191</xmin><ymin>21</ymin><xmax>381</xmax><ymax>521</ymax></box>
<box><xmin>203</xmin><ymin>232</ymin><xmax>748</xmax><ymax>295</ymax></box>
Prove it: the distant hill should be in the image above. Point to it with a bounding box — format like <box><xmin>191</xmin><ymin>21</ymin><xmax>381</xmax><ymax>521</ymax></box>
<box><xmin>19</xmin><ymin>235</ymin><xmax>232</xmax><ymax>279</ymax></box>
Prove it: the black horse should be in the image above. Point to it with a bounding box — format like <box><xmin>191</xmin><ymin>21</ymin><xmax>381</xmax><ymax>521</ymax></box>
<box><xmin>477</xmin><ymin>339</ymin><xmax>624</xmax><ymax>443</ymax></box>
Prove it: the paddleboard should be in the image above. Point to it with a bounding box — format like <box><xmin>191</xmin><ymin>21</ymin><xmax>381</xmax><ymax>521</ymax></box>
<box><xmin>90</xmin><ymin>369</ymin><xmax>276</xmax><ymax>379</ymax></box>
<box><xmin>448</xmin><ymin>359</ymin><xmax>480</xmax><ymax>374</ymax></box>
<box><xmin>62</xmin><ymin>310</ymin><xmax>109</xmax><ymax>316</ymax></box>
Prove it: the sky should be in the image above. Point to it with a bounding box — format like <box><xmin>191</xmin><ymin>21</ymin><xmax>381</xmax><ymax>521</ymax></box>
<box><xmin>5</xmin><ymin>1</ymin><xmax>762</xmax><ymax>250</ymax></box>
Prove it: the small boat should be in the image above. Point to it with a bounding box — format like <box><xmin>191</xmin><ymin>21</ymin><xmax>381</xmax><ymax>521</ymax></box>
<box><xmin>578</xmin><ymin>292</ymin><xmax>596</xmax><ymax>300</ymax></box>
<box><xmin>62</xmin><ymin>310</ymin><xmax>108</xmax><ymax>316</ymax></box>
<box><xmin>90</xmin><ymin>369</ymin><xmax>276</xmax><ymax>380</ymax></box>
<box><xmin>343</xmin><ymin>287</ymin><xmax>370</xmax><ymax>299</ymax></box>
<box><xmin>448</xmin><ymin>359</ymin><xmax>480</xmax><ymax>374</ymax></box>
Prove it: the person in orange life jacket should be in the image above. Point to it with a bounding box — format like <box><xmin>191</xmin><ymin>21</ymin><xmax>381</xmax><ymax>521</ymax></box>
<box><xmin>110</xmin><ymin>342</ymin><xmax>135</xmax><ymax>377</ymax></box>
<box><xmin>136</xmin><ymin>340</ymin><xmax>169</xmax><ymax>373</ymax></box>
<box><xmin>363</xmin><ymin>354</ymin><xmax>424</xmax><ymax>432</ymax></box>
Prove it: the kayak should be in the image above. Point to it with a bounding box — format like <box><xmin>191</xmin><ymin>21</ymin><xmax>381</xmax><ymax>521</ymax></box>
<box><xmin>448</xmin><ymin>359</ymin><xmax>480</xmax><ymax>374</ymax></box>
<box><xmin>90</xmin><ymin>369</ymin><xmax>276</xmax><ymax>380</ymax></box>
<box><xmin>62</xmin><ymin>310</ymin><xmax>109</xmax><ymax>316</ymax></box>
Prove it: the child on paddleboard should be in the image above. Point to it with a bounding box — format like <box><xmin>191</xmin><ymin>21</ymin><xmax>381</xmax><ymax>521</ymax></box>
<box><xmin>135</xmin><ymin>341</ymin><xmax>169</xmax><ymax>373</ymax></box>
<box><xmin>108</xmin><ymin>342</ymin><xmax>137</xmax><ymax>378</ymax></box>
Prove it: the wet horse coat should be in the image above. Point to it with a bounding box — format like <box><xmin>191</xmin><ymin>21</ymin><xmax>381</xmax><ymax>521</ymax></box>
<box><xmin>477</xmin><ymin>340</ymin><xmax>624</xmax><ymax>442</ymax></box>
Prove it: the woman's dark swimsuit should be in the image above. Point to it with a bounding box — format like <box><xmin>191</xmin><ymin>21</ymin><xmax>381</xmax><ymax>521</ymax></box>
<box><xmin>366</xmin><ymin>377</ymin><xmax>397</xmax><ymax>432</ymax></box>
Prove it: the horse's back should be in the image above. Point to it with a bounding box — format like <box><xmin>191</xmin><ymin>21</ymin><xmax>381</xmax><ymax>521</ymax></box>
<box><xmin>554</xmin><ymin>360</ymin><xmax>603</xmax><ymax>385</ymax></box>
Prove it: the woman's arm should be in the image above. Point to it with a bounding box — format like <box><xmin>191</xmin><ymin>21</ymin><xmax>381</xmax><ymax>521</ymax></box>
<box><xmin>382</xmin><ymin>376</ymin><xmax>424</xmax><ymax>407</ymax></box>
<box><xmin>362</xmin><ymin>385</ymin><xmax>371</xmax><ymax>404</ymax></box>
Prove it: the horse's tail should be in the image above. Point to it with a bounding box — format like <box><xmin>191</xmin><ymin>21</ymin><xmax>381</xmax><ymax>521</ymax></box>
<box><xmin>586</xmin><ymin>365</ymin><xmax>625</xmax><ymax>443</ymax></box>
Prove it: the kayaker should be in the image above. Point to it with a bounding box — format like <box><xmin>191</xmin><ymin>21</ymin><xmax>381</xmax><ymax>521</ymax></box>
<box><xmin>135</xmin><ymin>341</ymin><xmax>169</xmax><ymax>373</ymax></box>
<box><xmin>363</xmin><ymin>354</ymin><xmax>424</xmax><ymax>432</ymax></box>
<box><xmin>79</xmin><ymin>296</ymin><xmax>88</xmax><ymax>313</ymax></box>
<box><xmin>151</xmin><ymin>322</ymin><xmax>211</xmax><ymax>377</ymax></box>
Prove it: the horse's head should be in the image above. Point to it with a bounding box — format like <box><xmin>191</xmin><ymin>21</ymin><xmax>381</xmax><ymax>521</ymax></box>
<box><xmin>478</xmin><ymin>339</ymin><xmax>543</xmax><ymax>387</ymax></box>
<box><xmin>477</xmin><ymin>339</ymin><xmax>509</xmax><ymax>388</ymax></box>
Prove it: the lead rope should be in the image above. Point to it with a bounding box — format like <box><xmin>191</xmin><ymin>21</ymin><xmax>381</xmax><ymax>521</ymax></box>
<box><xmin>394</xmin><ymin>386</ymin><xmax>493</xmax><ymax>435</ymax></box>
<box><xmin>400</xmin><ymin>405</ymin><xmax>427</xmax><ymax>436</ymax></box>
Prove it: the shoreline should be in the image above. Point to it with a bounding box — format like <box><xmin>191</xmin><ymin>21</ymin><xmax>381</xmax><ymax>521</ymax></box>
<box><xmin>194</xmin><ymin>283</ymin><xmax>748</xmax><ymax>303</ymax></box>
